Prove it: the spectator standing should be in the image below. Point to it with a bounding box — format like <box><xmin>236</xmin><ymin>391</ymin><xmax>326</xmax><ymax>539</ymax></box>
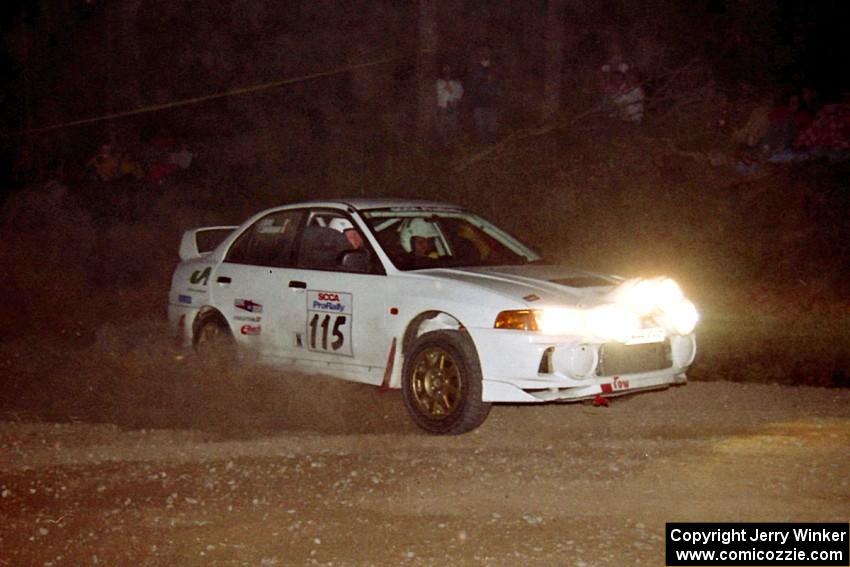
<box><xmin>467</xmin><ymin>46</ymin><xmax>501</xmax><ymax>144</ymax></box>
<box><xmin>800</xmin><ymin>86</ymin><xmax>820</xmax><ymax>115</ymax></box>
<box><xmin>86</xmin><ymin>144</ymin><xmax>120</xmax><ymax>182</ymax></box>
<box><xmin>598</xmin><ymin>38</ymin><xmax>631</xmax><ymax>107</ymax></box>
<box><xmin>761</xmin><ymin>92</ymin><xmax>813</xmax><ymax>153</ymax></box>
<box><xmin>435</xmin><ymin>64</ymin><xmax>464</xmax><ymax>146</ymax></box>
<box><xmin>612</xmin><ymin>70</ymin><xmax>645</xmax><ymax>124</ymax></box>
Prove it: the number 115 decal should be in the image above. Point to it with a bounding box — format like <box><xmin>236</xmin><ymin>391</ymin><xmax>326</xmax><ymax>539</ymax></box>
<box><xmin>306</xmin><ymin>290</ymin><xmax>353</xmax><ymax>356</ymax></box>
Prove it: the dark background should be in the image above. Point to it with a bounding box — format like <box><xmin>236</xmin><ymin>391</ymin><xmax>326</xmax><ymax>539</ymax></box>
<box><xmin>2</xmin><ymin>0</ymin><xmax>849</xmax><ymax>184</ymax></box>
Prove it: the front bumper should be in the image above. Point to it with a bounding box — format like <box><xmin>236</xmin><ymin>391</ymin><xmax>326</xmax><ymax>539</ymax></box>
<box><xmin>468</xmin><ymin>327</ymin><xmax>695</xmax><ymax>403</ymax></box>
<box><xmin>482</xmin><ymin>370</ymin><xmax>687</xmax><ymax>403</ymax></box>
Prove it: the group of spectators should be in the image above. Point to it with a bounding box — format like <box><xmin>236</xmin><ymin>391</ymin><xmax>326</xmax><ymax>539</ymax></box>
<box><xmin>433</xmin><ymin>46</ymin><xmax>503</xmax><ymax>147</ymax></box>
<box><xmin>85</xmin><ymin>134</ymin><xmax>195</xmax><ymax>184</ymax></box>
<box><xmin>734</xmin><ymin>85</ymin><xmax>850</xmax><ymax>169</ymax></box>
<box><xmin>434</xmin><ymin>43</ymin><xmax>649</xmax><ymax>149</ymax></box>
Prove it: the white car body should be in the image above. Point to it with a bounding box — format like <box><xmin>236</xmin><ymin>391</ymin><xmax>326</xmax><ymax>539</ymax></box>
<box><xmin>168</xmin><ymin>199</ymin><xmax>697</xmax><ymax>433</ymax></box>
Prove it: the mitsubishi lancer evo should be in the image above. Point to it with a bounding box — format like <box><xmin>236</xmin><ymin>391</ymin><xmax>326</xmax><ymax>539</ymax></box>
<box><xmin>168</xmin><ymin>199</ymin><xmax>698</xmax><ymax>434</ymax></box>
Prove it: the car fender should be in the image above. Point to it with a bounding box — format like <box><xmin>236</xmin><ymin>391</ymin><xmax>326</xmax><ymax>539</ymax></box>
<box><xmin>389</xmin><ymin>272</ymin><xmax>527</xmax><ymax>330</ymax></box>
<box><xmin>191</xmin><ymin>306</ymin><xmax>232</xmax><ymax>343</ymax></box>
<box><xmin>386</xmin><ymin>274</ymin><xmax>526</xmax><ymax>389</ymax></box>
<box><xmin>389</xmin><ymin>310</ymin><xmax>467</xmax><ymax>390</ymax></box>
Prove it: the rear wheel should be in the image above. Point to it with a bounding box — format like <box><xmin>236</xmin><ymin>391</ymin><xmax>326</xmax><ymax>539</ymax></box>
<box><xmin>402</xmin><ymin>330</ymin><xmax>491</xmax><ymax>435</ymax></box>
<box><xmin>193</xmin><ymin>313</ymin><xmax>236</xmax><ymax>366</ymax></box>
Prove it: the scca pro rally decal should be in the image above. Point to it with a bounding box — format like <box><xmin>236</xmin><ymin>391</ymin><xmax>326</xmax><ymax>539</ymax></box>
<box><xmin>235</xmin><ymin>298</ymin><xmax>263</xmax><ymax>313</ymax></box>
<box><xmin>306</xmin><ymin>290</ymin><xmax>353</xmax><ymax>356</ymax></box>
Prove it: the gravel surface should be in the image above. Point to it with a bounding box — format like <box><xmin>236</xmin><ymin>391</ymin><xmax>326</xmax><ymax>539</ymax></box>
<box><xmin>1</xmin><ymin>381</ymin><xmax>848</xmax><ymax>566</ymax></box>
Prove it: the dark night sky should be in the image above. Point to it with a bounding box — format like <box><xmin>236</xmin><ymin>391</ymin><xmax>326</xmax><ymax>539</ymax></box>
<box><xmin>3</xmin><ymin>0</ymin><xmax>849</xmax><ymax>98</ymax></box>
<box><xmin>2</xmin><ymin>0</ymin><xmax>850</xmax><ymax>185</ymax></box>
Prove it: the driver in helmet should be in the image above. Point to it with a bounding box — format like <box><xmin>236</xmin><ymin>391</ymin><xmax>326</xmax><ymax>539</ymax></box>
<box><xmin>400</xmin><ymin>218</ymin><xmax>442</xmax><ymax>259</ymax></box>
<box><xmin>328</xmin><ymin>217</ymin><xmax>364</xmax><ymax>250</ymax></box>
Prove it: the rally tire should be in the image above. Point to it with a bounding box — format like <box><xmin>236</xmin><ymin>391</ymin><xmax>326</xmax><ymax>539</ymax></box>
<box><xmin>193</xmin><ymin>312</ymin><xmax>236</xmax><ymax>367</ymax></box>
<box><xmin>401</xmin><ymin>330</ymin><xmax>491</xmax><ymax>435</ymax></box>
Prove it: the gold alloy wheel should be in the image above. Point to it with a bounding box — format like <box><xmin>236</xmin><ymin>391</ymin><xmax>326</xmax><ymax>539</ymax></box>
<box><xmin>410</xmin><ymin>346</ymin><xmax>463</xmax><ymax>420</ymax></box>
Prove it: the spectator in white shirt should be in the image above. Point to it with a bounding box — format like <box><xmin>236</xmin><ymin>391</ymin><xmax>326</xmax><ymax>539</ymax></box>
<box><xmin>435</xmin><ymin>64</ymin><xmax>464</xmax><ymax>146</ymax></box>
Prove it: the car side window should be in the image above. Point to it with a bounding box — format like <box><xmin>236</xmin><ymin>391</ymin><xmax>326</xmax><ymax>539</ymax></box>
<box><xmin>225</xmin><ymin>210</ymin><xmax>304</xmax><ymax>267</ymax></box>
<box><xmin>297</xmin><ymin>211</ymin><xmax>382</xmax><ymax>274</ymax></box>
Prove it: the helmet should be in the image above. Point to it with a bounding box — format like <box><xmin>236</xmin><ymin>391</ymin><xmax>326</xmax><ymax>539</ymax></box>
<box><xmin>400</xmin><ymin>218</ymin><xmax>443</xmax><ymax>254</ymax></box>
<box><xmin>328</xmin><ymin>217</ymin><xmax>354</xmax><ymax>232</ymax></box>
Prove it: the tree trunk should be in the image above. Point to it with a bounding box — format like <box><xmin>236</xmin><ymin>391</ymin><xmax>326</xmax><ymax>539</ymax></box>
<box><xmin>541</xmin><ymin>0</ymin><xmax>566</xmax><ymax>122</ymax></box>
<box><xmin>118</xmin><ymin>0</ymin><xmax>144</xmax><ymax>109</ymax></box>
<box><xmin>416</xmin><ymin>0</ymin><xmax>437</xmax><ymax>140</ymax></box>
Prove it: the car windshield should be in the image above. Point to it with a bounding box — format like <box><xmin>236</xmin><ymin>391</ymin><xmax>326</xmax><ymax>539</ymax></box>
<box><xmin>361</xmin><ymin>208</ymin><xmax>542</xmax><ymax>271</ymax></box>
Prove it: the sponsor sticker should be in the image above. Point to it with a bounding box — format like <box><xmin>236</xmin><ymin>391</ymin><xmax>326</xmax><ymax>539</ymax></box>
<box><xmin>625</xmin><ymin>327</ymin><xmax>665</xmax><ymax>345</ymax></box>
<box><xmin>178</xmin><ymin>294</ymin><xmax>192</xmax><ymax>304</ymax></box>
<box><xmin>601</xmin><ymin>376</ymin><xmax>630</xmax><ymax>393</ymax></box>
<box><xmin>240</xmin><ymin>324</ymin><xmax>261</xmax><ymax>336</ymax></box>
<box><xmin>235</xmin><ymin>298</ymin><xmax>264</xmax><ymax>313</ymax></box>
<box><xmin>234</xmin><ymin>315</ymin><xmax>261</xmax><ymax>322</ymax></box>
<box><xmin>307</xmin><ymin>291</ymin><xmax>352</xmax><ymax>315</ymax></box>
<box><xmin>257</xmin><ymin>217</ymin><xmax>290</xmax><ymax>234</ymax></box>
<box><xmin>190</xmin><ymin>267</ymin><xmax>211</xmax><ymax>286</ymax></box>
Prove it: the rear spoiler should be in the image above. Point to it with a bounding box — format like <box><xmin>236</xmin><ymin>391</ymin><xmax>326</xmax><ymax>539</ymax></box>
<box><xmin>179</xmin><ymin>226</ymin><xmax>238</xmax><ymax>261</ymax></box>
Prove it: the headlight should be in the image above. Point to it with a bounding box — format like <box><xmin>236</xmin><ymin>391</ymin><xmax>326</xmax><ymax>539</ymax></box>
<box><xmin>658</xmin><ymin>299</ymin><xmax>699</xmax><ymax>335</ymax></box>
<box><xmin>495</xmin><ymin>276</ymin><xmax>698</xmax><ymax>340</ymax></box>
<box><xmin>613</xmin><ymin>276</ymin><xmax>683</xmax><ymax>316</ymax></box>
<box><xmin>496</xmin><ymin>305</ymin><xmax>640</xmax><ymax>342</ymax></box>
<box><xmin>537</xmin><ymin>307</ymin><xmax>584</xmax><ymax>336</ymax></box>
<box><xmin>584</xmin><ymin>304</ymin><xmax>641</xmax><ymax>342</ymax></box>
<box><xmin>656</xmin><ymin>278</ymin><xmax>685</xmax><ymax>312</ymax></box>
<box><xmin>494</xmin><ymin>308</ymin><xmax>585</xmax><ymax>335</ymax></box>
<box><xmin>611</xmin><ymin>276</ymin><xmax>699</xmax><ymax>335</ymax></box>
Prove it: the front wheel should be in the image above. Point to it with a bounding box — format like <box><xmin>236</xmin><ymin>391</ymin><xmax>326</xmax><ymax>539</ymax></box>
<box><xmin>401</xmin><ymin>330</ymin><xmax>491</xmax><ymax>435</ymax></box>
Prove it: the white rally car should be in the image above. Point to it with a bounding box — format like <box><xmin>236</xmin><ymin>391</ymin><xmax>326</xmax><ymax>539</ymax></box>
<box><xmin>168</xmin><ymin>199</ymin><xmax>698</xmax><ymax>434</ymax></box>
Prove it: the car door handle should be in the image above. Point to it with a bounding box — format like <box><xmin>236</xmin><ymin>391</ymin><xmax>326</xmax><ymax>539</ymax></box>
<box><xmin>289</xmin><ymin>280</ymin><xmax>307</xmax><ymax>289</ymax></box>
<box><xmin>217</xmin><ymin>276</ymin><xmax>232</xmax><ymax>284</ymax></box>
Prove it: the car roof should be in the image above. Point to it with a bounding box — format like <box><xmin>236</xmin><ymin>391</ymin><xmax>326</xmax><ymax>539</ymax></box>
<box><xmin>288</xmin><ymin>198</ymin><xmax>465</xmax><ymax>213</ymax></box>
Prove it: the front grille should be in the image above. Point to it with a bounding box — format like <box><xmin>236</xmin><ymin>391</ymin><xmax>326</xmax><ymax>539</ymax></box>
<box><xmin>596</xmin><ymin>340</ymin><xmax>672</xmax><ymax>376</ymax></box>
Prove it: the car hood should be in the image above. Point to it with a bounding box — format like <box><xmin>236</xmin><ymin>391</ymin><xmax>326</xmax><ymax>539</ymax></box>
<box><xmin>417</xmin><ymin>264</ymin><xmax>622</xmax><ymax>307</ymax></box>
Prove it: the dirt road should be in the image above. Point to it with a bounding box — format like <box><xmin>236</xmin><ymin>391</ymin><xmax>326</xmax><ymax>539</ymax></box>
<box><xmin>1</xmin><ymin>381</ymin><xmax>848</xmax><ymax>566</ymax></box>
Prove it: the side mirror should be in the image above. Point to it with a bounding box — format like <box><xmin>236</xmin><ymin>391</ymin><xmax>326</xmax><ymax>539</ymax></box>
<box><xmin>337</xmin><ymin>249</ymin><xmax>371</xmax><ymax>273</ymax></box>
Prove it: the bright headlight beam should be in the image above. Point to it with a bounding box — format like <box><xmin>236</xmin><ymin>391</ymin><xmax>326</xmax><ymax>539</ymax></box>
<box><xmin>613</xmin><ymin>277</ymin><xmax>686</xmax><ymax>315</ymax></box>
<box><xmin>537</xmin><ymin>307</ymin><xmax>584</xmax><ymax>336</ymax></box>
<box><xmin>535</xmin><ymin>277</ymin><xmax>698</xmax><ymax>339</ymax></box>
<box><xmin>539</xmin><ymin>304</ymin><xmax>643</xmax><ymax>341</ymax></box>
<box><xmin>585</xmin><ymin>304</ymin><xmax>641</xmax><ymax>342</ymax></box>
<box><xmin>656</xmin><ymin>277</ymin><xmax>685</xmax><ymax>313</ymax></box>
<box><xmin>667</xmin><ymin>299</ymin><xmax>699</xmax><ymax>335</ymax></box>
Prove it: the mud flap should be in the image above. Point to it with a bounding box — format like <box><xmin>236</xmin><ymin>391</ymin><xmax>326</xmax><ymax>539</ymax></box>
<box><xmin>175</xmin><ymin>314</ymin><xmax>187</xmax><ymax>349</ymax></box>
<box><xmin>378</xmin><ymin>338</ymin><xmax>397</xmax><ymax>393</ymax></box>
